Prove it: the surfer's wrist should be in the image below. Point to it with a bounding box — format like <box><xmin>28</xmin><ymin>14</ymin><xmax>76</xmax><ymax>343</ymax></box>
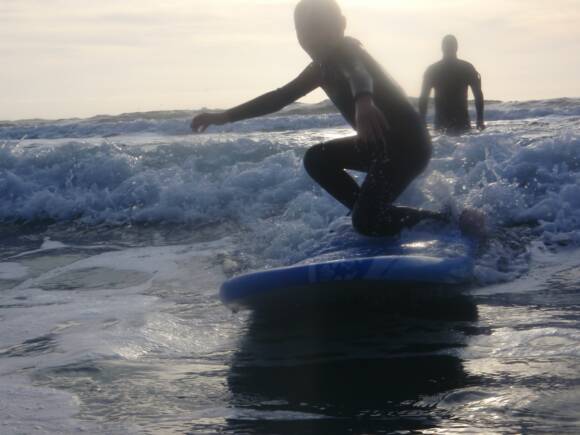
<box><xmin>212</xmin><ymin>111</ymin><xmax>229</xmax><ymax>126</ymax></box>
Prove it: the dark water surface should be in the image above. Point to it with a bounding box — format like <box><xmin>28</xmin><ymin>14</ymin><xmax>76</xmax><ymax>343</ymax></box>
<box><xmin>22</xmin><ymin>240</ymin><xmax>578</xmax><ymax>434</ymax></box>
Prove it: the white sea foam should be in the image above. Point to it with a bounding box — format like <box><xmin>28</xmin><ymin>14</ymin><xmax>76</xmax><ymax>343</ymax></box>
<box><xmin>1</xmin><ymin>103</ymin><xmax>580</xmax><ymax>281</ymax></box>
<box><xmin>0</xmin><ymin>262</ymin><xmax>29</xmax><ymax>280</ymax></box>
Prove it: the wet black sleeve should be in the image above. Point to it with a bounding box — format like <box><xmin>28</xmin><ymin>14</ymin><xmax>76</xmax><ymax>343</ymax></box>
<box><xmin>226</xmin><ymin>64</ymin><xmax>321</xmax><ymax>123</ymax></box>
<box><xmin>468</xmin><ymin>64</ymin><xmax>484</xmax><ymax>122</ymax></box>
<box><xmin>337</xmin><ymin>41</ymin><xmax>374</xmax><ymax>98</ymax></box>
<box><xmin>419</xmin><ymin>66</ymin><xmax>435</xmax><ymax>120</ymax></box>
<box><xmin>467</xmin><ymin>64</ymin><xmax>482</xmax><ymax>89</ymax></box>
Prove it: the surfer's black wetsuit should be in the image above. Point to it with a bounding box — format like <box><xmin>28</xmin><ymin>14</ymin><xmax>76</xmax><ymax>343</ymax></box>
<box><xmin>226</xmin><ymin>37</ymin><xmax>441</xmax><ymax>237</ymax></box>
<box><xmin>419</xmin><ymin>59</ymin><xmax>484</xmax><ymax>134</ymax></box>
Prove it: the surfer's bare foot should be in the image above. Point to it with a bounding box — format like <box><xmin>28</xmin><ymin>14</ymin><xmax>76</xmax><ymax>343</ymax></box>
<box><xmin>459</xmin><ymin>208</ymin><xmax>487</xmax><ymax>240</ymax></box>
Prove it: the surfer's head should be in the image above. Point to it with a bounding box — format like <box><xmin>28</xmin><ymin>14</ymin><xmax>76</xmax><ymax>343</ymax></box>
<box><xmin>442</xmin><ymin>34</ymin><xmax>458</xmax><ymax>59</ymax></box>
<box><xmin>294</xmin><ymin>0</ymin><xmax>346</xmax><ymax>62</ymax></box>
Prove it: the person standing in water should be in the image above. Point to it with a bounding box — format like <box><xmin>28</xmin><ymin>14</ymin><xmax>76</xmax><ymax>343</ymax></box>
<box><xmin>419</xmin><ymin>35</ymin><xmax>485</xmax><ymax>134</ymax></box>
<box><xmin>192</xmin><ymin>0</ymin><xmax>478</xmax><ymax>237</ymax></box>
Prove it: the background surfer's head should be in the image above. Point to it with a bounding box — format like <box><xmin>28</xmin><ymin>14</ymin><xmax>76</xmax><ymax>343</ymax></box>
<box><xmin>442</xmin><ymin>34</ymin><xmax>459</xmax><ymax>59</ymax></box>
<box><xmin>294</xmin><ymin>0</ymin><xmax>346</xmax><ymax>62</ymax></box>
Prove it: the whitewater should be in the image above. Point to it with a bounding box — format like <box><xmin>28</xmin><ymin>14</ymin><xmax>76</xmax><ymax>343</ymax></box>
<box><xmin>0</xmin><ymin>99</ymin><xmax>579</xmax><ymax>433</ymax></box>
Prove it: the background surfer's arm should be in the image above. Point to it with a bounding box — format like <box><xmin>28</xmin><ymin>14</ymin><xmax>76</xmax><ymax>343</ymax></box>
<box><xmin>469</xmin><ymin>67</ymin><xmax>485</xmax><ymax>126</ymax></box>
<box><xmin>226</xmin><ymin>64</ymin><xmax>320</xmax><ymax>123</ymax></box>
<box><xmin>418</xmin><ymin>68</ymin><xmax>433</xmax><ymax>123</ymax></box>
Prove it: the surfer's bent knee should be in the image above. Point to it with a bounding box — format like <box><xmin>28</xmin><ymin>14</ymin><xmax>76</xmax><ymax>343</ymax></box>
<box><xmin>303</xmin><ymin>144</ymin><xmax>326</xmax><ymax>178</ymax></box>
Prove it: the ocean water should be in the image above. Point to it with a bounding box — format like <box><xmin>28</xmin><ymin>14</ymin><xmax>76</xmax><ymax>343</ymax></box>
<box><xmin>1</xmin><ymin>99</ymin><xmax>579</xmax><ymax>434</ymax></box>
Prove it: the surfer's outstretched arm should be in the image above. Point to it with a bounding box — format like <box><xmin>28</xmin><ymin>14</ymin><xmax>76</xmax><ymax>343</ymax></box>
<box><xmin>191</xmin><ymin>64</ymin><xmax>320</xmax><ymax>133</ymax></box>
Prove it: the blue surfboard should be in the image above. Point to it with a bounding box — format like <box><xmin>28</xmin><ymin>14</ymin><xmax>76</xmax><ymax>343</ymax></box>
<box><xmin>220</xmin><ymin>252</ymin><xmax>474</xmax><ymax>312</ymax></box>
<box><xmin>220</xmin><ymin>216</ymin><xmax>479</xmax><ymax>312</ymax></box>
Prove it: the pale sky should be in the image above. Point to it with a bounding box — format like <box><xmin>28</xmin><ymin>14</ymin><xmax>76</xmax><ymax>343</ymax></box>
<box><xmin>1</xmin><ymin>0</ymin><xmax>579</xmax><ymax>120</ymax></box>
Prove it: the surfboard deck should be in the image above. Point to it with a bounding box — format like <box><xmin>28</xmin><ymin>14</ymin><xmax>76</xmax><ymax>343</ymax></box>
<box><xmin>220</xmin><ymin>254</ymin><xmax>474</xmax><ymax>312</ymax></box>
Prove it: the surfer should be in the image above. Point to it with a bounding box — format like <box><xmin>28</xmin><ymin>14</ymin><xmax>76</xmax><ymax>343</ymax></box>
<box><xmin>192</xmin><ymin>0</ymin><xmax>482</xmax><ymax>238</ymax></box>
<box><xmin>419</xmin><ymin>35</ymin><xmax>485</xmax><ymax>134</ymax></box>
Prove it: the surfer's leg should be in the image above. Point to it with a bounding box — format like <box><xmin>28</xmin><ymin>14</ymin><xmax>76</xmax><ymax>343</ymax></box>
<box><xmin>351</xmin><ymin>142</ymin><xmax>445</xmax><ymax>237</ymax></box>
<box><xmin>354</xmin><ymin>203</ymin><xmax>447</xmax><ymax>237</ymax></box>
<box><xmin>303</xmin><ymin>136</ymin><xmax>370</xmax><ymax>210</ymax></box>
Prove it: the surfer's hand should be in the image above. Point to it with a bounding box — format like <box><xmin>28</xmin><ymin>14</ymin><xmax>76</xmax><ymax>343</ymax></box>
<box><xmin>191</xmin><ymin>112</ymin><xmax>228</xmax><ymax>133</ymax></box>
<box><xmin>355</xmin><ymin>95</ymin><xmax>390</xmax><ymax>160</ymax></box>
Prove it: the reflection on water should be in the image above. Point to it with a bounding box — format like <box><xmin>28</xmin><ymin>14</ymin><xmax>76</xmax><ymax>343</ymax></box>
<box><xmin>225</xmin><ymin>296</ymin><xmax>479</xmax><ymax>434</ymax></box>
<box><xmin>27</xmin><ymin>275</ymin><xmax>580</xmax><ymax>434</ymax></box>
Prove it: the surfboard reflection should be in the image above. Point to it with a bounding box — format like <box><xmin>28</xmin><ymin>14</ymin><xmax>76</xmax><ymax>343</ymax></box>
<box><xmin>225</xmin><ymin>295</ymin><xmax>479</xmax><ymax>434</ymax></box>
